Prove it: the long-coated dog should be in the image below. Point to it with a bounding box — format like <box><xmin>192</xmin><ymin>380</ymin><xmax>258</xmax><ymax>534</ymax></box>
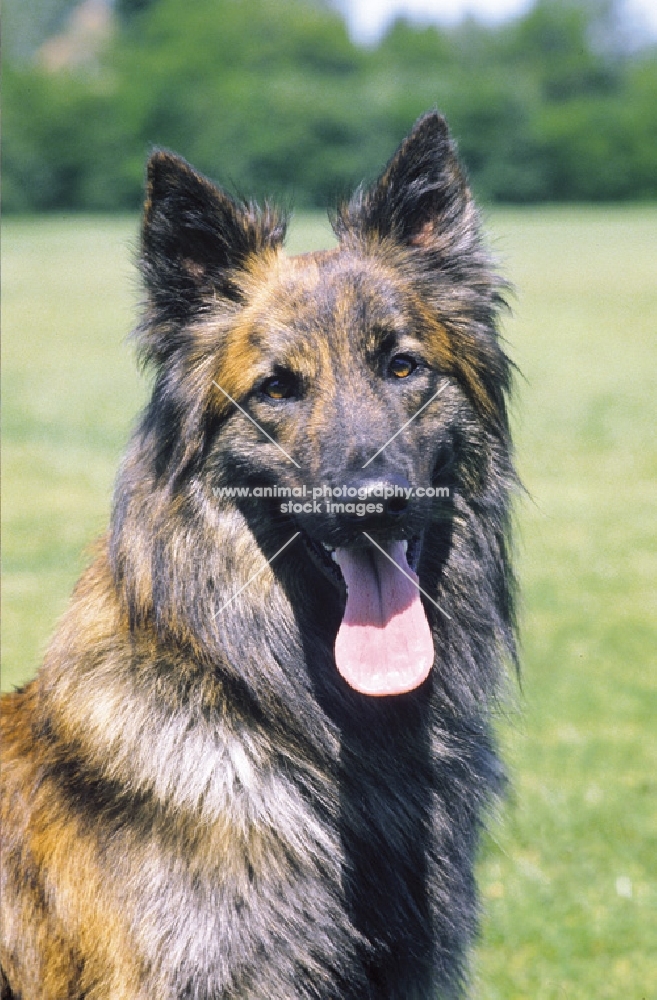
<box><xmin>1</xmin><ymin>111</ymin><xmax>516</xmax><ymax>999</ymax></box>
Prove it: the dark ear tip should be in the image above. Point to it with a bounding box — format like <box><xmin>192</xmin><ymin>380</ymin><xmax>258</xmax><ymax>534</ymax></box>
<box><xmin>146</xmin><ymin>148</ymin><xmax>191</xmax><ymax>193</ymax></box>
<box><xmin>143</xmin><ymin>149</ymin><xmax>205</xmax><ymax>232</ymax></box>
<box><xmin>411</xmin><ymin>110</ymin><xmax>450</xmax><ymax>144</ymax></box>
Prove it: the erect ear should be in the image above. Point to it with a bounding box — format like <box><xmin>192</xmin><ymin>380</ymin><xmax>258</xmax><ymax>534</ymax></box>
<box><xmin>337</xmin><ymin>113</ymin><xmax>511</xmax><ymax>434</ymax></box>
<box><xmin>335</xmin><ymin>111</ymin><xmax>472</xmax><ymax>257</ymax></box>
<box><xmin>141</xmin><ymin>150</ymin><xmax>286</xmax><ymax>319</ymax></box>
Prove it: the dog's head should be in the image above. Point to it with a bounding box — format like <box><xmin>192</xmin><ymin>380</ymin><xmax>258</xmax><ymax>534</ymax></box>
<box><xmin>115</xmin><ymin>112</ymin><xmax>514</xmax><ymax>700</ymax></box>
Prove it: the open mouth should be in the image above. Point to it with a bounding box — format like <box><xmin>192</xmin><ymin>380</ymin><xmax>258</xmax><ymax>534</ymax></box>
<box><xmin>315</xmin><ymin>536</ymin><xmax>422</xmax><ymax>576</ymax></box>
<box><xmin>301</xmin><ymin>531</ymin><xmax>434</xmax><ymax>698</ymax></box>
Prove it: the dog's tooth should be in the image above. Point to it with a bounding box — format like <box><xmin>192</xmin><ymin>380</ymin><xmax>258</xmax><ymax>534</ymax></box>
<box><xmin>331</xmin><ymin>552</ymin><xmax>338</xmax><ymax>563</ymax></box>
<box><xmin>322</xmin><ymin>543</ymin><xmax>333</xmax><ymax>551</ymax></box>
<box><xmin>402</xmin><ymin>541</ymin><xmax>408</xmax><ymax>555</ymax></box>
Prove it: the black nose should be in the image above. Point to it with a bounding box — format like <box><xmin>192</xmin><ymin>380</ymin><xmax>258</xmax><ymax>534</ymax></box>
<box><xmin>342</xmin><ymin>474</ymin><xmax>411</xmax><ymax>522</ymax></box>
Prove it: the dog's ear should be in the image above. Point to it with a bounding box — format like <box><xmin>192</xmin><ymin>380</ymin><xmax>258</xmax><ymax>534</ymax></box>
<box><xmin>336</xmin><ymin>111</ymin><xmax>472</xmax><ymax>257</ymax></box>
<box><xmin>141</xmin><ymin>150</ymin><xmax>286</xmax><ymax>318</ymax></box>
<box><xmin>338</xmin><ymin>112</ymin><xmax>511</xmax><ymax>433</ymax></box>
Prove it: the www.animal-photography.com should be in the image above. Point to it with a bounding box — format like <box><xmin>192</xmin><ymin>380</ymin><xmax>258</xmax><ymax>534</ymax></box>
<box><xmin>2</xmin><ymin>2</ymin><xmax>656</xmax><ymax>998</ymax></box>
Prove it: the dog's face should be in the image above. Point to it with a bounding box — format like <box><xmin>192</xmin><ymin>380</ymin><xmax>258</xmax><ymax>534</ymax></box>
<box><xmin>212</xmin><ymin>247</ymin><xmax>457</xmax><ymax>696</ymax></box>
<box><xmin>222</xmin><ymin>246</ymin><xmax>452</xmax><ymax>525</ymax></box>
<box><xmin>130</xmin><ymin>112</ymin><xmax>510</xmax><ymax>697</ymax></box>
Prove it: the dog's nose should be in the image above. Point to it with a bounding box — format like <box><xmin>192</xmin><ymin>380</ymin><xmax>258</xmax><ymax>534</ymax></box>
<box><xmin>342</xmin><ymin>474</ymin><xmax>411</xmax><ymax>522</ymax></box>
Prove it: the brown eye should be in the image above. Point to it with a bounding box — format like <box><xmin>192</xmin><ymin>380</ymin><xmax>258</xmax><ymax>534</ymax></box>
<box><xmin>389</xmin><ymin>355</ymin><xmax>416</xmax><ymax>379</ymax></box>
<box><xmin>261</xmin><ymin>373</ymin><xmax>298</xmax><ymax>400</ymax></box>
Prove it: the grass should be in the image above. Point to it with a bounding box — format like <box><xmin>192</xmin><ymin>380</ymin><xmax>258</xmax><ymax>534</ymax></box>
<box><xmin>2</xmin><ymin>208</ymin><xmax>656</xmax><ymax>996</ymax></box>
<box><xmin>474</xmin><ymin>206</ymin><xmax>657</xmax><ymax>998</ymax></box>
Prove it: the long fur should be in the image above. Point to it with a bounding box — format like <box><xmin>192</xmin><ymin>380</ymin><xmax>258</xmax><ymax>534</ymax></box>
<box><xmin>1</xmin><ymin>111</ymin><xmax>516</xmax><ymax>999</ymax></box>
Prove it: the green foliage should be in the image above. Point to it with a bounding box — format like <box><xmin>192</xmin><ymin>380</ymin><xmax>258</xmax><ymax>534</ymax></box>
<box><xmin>2</xmin><ymin>65</ymin><xmax>140</xmax><ymax>210</ymax></box>
<box><xmin>504</xmin><ymin>0</ymin><xmax>621</xmax><ymax>101</ymax></box>
<box><xmin>3</xmin><ymin>0</ymin><xmax>657</xmax><ymax>210</ymax></box>
<box><xmin>110</xmin><ymin>0</ymin><xmax>369</xmax><ymax>205</ymax></box>
<box><xmin>116</xmin><ymin>0</ymin><xmax>156</xmax><ymax>18</ymax></box>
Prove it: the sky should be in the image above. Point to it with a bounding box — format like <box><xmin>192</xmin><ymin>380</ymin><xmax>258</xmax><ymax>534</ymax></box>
<box><xmin>336</xmin><ymin>0</ymin><xmax>657</xmax><ymax>44</ymax></box>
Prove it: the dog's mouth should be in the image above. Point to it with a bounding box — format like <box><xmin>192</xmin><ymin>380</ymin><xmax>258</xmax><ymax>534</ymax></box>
<box><xmin>302</xmin><ymin>533</ymin><xmax>434</xmax><ymax>697</ymax></box>
<box><xmin>310</xmin><ymin>535</ymin><xmax>422</xmax><ymax>576</ymax></box>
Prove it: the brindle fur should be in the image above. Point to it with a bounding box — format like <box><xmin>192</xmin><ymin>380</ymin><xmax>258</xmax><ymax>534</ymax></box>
<box><xmin>1</xmin><ymin>112</ymin><xmax>516</xmax><ymax>999</ymax></box>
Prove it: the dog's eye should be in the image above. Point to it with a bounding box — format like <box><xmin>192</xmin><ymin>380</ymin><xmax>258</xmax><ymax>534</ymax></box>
<box><xmin>389</xmin><ymin>355</ymin><xmax>416</xmax><ymax>379</ymax></box>
<box><xmin>261</xmin><ymin>373</ymin><xmax>298</xmax><ymax>400</ymax></box>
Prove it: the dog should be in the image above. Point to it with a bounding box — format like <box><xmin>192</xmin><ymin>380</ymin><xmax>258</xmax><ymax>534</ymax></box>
<box><xmin>0</xmin><ymin>111</ymin><xmax>516</xmax><ymax>999</ymax></box>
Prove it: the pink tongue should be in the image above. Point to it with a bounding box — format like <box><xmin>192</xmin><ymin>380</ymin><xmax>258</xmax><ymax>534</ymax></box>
<box><xmin>333</xmin><ymin>541</ymin><xmax>434</xmax><ymax>697</ymax></box>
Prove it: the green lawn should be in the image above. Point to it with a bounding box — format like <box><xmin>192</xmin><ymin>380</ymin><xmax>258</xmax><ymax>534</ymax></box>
<box><xmin>2</xmin><ymin>209</ymin><xmax>656</xmax><ymax>997</ymax></box>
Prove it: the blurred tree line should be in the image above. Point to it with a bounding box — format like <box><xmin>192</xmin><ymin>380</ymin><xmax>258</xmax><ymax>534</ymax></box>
<box><xmin>4</xmin><ymin>0</ymin><xmax>657</xmax><ymax>211</ymax></box>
